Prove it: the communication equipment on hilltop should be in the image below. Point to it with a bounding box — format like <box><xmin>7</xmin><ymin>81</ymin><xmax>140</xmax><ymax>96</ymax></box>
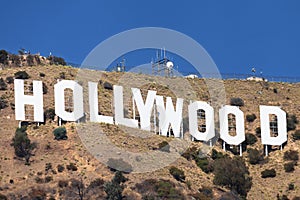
<box><xmin>114</xmin><ymin>58</ymin><xmax>126</xmax><ymax>72</ymax></box>
<box><xmin>152</xmin><ymin>48</ymin><xmax>174</xmax><ymax>77</ymax></box>
<box><xmin>251</xmin><ymin>67</ymin><xmax>256</xmax><ymax>76</ymax></box>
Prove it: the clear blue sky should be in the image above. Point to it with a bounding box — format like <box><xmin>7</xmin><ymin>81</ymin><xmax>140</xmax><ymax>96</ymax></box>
<box><xmin>1</xmin><ymin>0</ymin><xmax>300</xmax><ymax>77</ymax></box>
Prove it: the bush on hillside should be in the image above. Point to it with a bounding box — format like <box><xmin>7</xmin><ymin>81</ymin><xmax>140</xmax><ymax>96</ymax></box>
<box><xmin>6</xmin><ymin>76</ymin><xmax>14</xmax><ymax>84</ymax></box>
<box><xmin>169</xmin><ymin>166</ymin><xmax>185</xmax><ymax>182</ymax></box>
<box><xmin>0</xmin><ymin>78</ymin><xmax>7</xmax><ymax>90</ymax></box>
<box><xmin>14</xmin><ymin>71</ymin><xmax>29</xmax><ymax>79</ymax></box>
<box><xmin>104</xmin><ymin>171</ymin><xmax>127</xmax><ymax>200</ymax></box>
<box><xmin>213</xmin><ymin>157</ymin><xmax>252</xmax><ymax>198</ymax></box>
<box><xmin>246</xmin><ymin>114</ymin><xmax>256</xmax><ymax>122</ymax></box>
<box><xmin>0</xmin><ymin>49</ymin><xmax>8</xmax><ymax>64</ymax></box>
<box><xmin>57</xmin><ymin>164</ymin><xmax>65</xmax><ymax>173</ymax></box>
<box><xmin>66</xmin><ymin>163</ymin><xmax>77</xmax><ymax>171</ymax></box>
<box><xmin>292</xmin><ymin>130</ymin><xmax>300</xmax><ymax>140</ymax></box>
<box><xmin>211</xmin><ymin>149</ymin><xmax>225</xmax><ymax>160</ymax></box>
<box><xmin>287</xmin><ymin>114</ymin><xmax>298</xmax><ymax>132</ymax></box>
<box><xmin>196</xmin><ymin>157</ymin><xmax>213</xmax><ymax>173</ymax></box>
<box><xmin>53</xmin><ymin>127</ymin><xmax>67</xmax><ymax>140</ymax></box>
<box><xmin>255</xmin><ymin>127</ymin><xmax>261</xmax><ymax>138</ymax></box>
<box><xmin>284</xmin><ymin>162</ymin><xmax>296</xmax><ymax>173</ymax></box>
<box><xmin>245</xmin><ymin>133</ymin><xmax>257</xmax><ymax>145</ymax></box>
<box><xmin>0</xmin><ymin>96</ymin><xmax>8</xmax><ymax>109</ymax></box>
<box><xmin>11</xmin><ymin>128</ymin><xmax>36</xmax><ymax>165</ymax></box>
<box><xmin>284</xmin><ymin>150</ymin><xmax>299</xmax><ymax>161</ymax></box>
<box><xmin>39</xmin><ymin>72</ymin><xmax>45</xmax><ymax>77</ymax></box>
<box><xmin>247</xmin><ymin>148</ymin><xmax>263</xmax><ymax>165</ymax></box>
<box><xmin>261</xmin><ymin>168</ymin><xmax>276</xmax><ymax>178</ymax></box>
<box><xmin>48</xmin><ymin>56</ymin><xmax>66</xmax><ymax>65</ymax></box>
<box><xmin>230</xmin><ymin>97</ymin><xmax>244</xmax><ymax>106</ymax></box>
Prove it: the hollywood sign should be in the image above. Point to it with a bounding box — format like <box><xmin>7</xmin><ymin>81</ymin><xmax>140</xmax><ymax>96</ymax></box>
<box><xmin>14</xmin><ymin>79</ymin><xmax>287</xmax><ymax>148</ymax></box>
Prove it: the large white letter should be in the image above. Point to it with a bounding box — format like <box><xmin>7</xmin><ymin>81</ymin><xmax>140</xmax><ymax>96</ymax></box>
<box><xmin>188</xmin><ymin>101</ymin><xmax>215</xmax><ymax>141</ymax></box>
<box><xmin>156</xmin><ymin>95</ymin><xmax>183</xmax><ymax>137</ymax></box>
<box><xmin>114</xmin><ymin>85</ymin><xmax>138</xmax><ymax>128</ymax></box>
<box><xmin>219</xmin><ymin>105</ymin><xmax>245</xmax><ymax>145</ymax></box>
<box><xmin>88</xmin><ymin>82</ymin><xmax>113</xmax><ymax>124</ymax></box>
<box><xmin>15</xmin><ymin>79</ymin><xmax>44</xmax><ymax>122</ymax></box>
<box><xmin>54</xmin><ymin>80</ymin><xmax>84</xmax><ymax>121</ymax></box>
<box><xmin>132</xmin><ymin>88</ymin><xmax>156</xmax><ymax>131</ymax></box>
<box><xmin>260</xmin><ymin>105</ymin><xmax>287</xmax><ymax>145</ymax></box>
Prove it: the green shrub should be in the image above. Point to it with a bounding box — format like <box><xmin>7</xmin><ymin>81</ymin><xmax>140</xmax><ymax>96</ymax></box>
<box><xmin>284</xmin><ymin>150</ymin><xmax>299</xmax><ymax>161</ymax></box>
<box><xmin>88</xmin><ymin>178</ymin><xmax>105</xmax><ymax>190</ymax></box>
<box><xmin>35</xmin><ymin>176</ymin><xmax>44</xmax><ymax>184</ymax></box>
<box><xmin>182</xmin><ymin>147</ymin><xmax>213</xmax><ymax>173</ymax></box>
<box><xmin>58</xmin><ymin>180</ymin><xmax>68</xmax><ymax>188</ymax></box>
<box><xmin>194</xmin><ymin>186</ymin><xmax>213</xmax><ymax>199</ymax></box>
<box><xmin>0</xmin><ymin>96</ymin><xmax>8</xmax><ymax>109</ymax></box>
<box><xmin>53</xmin><ymin>127</ymin><xmax>67</xmax><ymax>140</ymax></box>
<box><xmin>14</xmin><ymin>71</ymin><xmax>29</xmax><ymax>79</ymax></box>
<box><xmin>181</xmin><ymin>146</ymin><xmax>198</xmax><ymax>161</ymax></box>
<box><xmin>45</xmin><ymin>163</ymin><xmax>52</xmax><ymax>172</ymax></box>
<box><xmin>39</xmin><ymin>72</ymin><xmax>45</xmax><ymax>77</ymax></box>
<box><xmin>255</xmin><ymin>127</ymin><xmax>261</xmax><ymax>138</ymax></box>
<box><xmin>0</xmin><ymin>49</ymin><xmax>8</xmax><ymax>64</ymax></box>
<box><xmin>104</xmin><ymin>181</ymin><xmax>123</xmax><ymax>200</ymax></box>
<box><xmin>16</xmin><ymin>126</ymin><xmax>27</xmax><ymax>133</ymax></box>
<box><xmin>66</xmin><ymin>163</ymin><xmax>77</xmax><ymax>171</ymax></box>
<box><xmin>11</xmin><ymin>129</ymin><xmax>36</xmax><ymax>164</ymax></box>
<box><xmin>103</xmin><ymin>81</ymin><xmax>113</xmax><ymax>90</ymax></box>
<box><xmin>169</xmin><ymin>166</ymin><xmax>185</xmax><ymax>182</ymax></box>
<box><xmin>213</xmin><ymin>157</ymin><xmax>252</xmax><ymax>198</ymax></box>
<box><xmin>104</xmin><ymin>171</ymin><xmax>127</xmax><ymax>200</ymax></box>
<box><xmin>57</xmin><ymin>164</ymin><xmax>65</xmax><ymax>173</ymax></box>
<box><xmin>6</xmin><ymin>76</ymin><xmax>14</xmax><ymax>84</ymax></box>
<box><xmin>248</xmin><ymin>148</ymin><xmax>263</xmax><ymax>165</ymax></box>
<box><xmin>261</xmin><ymin>168</ymin><xmax>276</xmax><ymax>178</ymax></box>
<box><xmin>196</xmin><ymin>157</ymin><xmax>212</xmax><ymax>173</ymax></box>
<box><xmin>48</xmin><ymin>56</ymin><xmax>66</xmax><ymax>65</ymax></box>
<box><xmin>288</xmin><ymin>183</ymin><xmax>295</xmax><ymax>190</ymax></box>
<box><xmin>246</xmin><ymin>114</ymin><xmax>256</xmax><ymax>122</ymax></box>
<box><xmin>284</xmin><ymin>162</ymin><xmax>295</xmax><ymax>173</ymax></box>
<box><xmin>0</xmin><ymin>78</ymin><xmax>7</xmax><ymax>90</ymax></box>
<box><xmin>287</xmin><ymin>114</ymin><xmax>298</xmax><ymax>132</ymax></box>
<box><xmin>155</xmin><ymin>180</ymin><xmax>183</xmax><ymax>199</ymax></box>
<box><xmin>44</xmin><ymin>175</ymin><xmax>53</xmax><ymax>183</ymax></box>
<box><xmin>277</xmin><ymin>194</ymin><xmax>289</xmax><ymax>200</ymax></box>
<box><xmin>211</xmin><ymin>149</ymin><xmax>225</xmax><ymax>160</ymax></box>
<box><xmin>135</xmin><ymin>179</ymin><xmax>184</xmax><ymax>200</ymax></box>
<box><xmin>230</xmin><ymin>97</ymin><xmax>244</xmax><ymax>106</ymax></box>
<box><xmin>42</xmin><ymin>82</ymin><xmax>48</xmax><ymax>94</ymax></box>
<box><xmin>112</xmin><ymin>171</ymin><xmax>128</xmax><ymax>184</ymax></box>
<box><xmin>292</xmin><ymin>130</ymin><xmax>300</xmax><ymax>140</ymax></box>
<box><xmin>245</xmin><ymin>133</ymin><xmax>257</xmax><ymax>145</ymax></box>
<box><xmin>59</xmin><ymin>72</ymin><xmax>66</xmax><ymax>79</ymax></box>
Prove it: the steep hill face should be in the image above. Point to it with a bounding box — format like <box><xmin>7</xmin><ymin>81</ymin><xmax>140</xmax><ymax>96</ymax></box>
<box><xmin>0</xmin><ymin>65</ymin><xmax>299</xmax><ymax>199</ymax></box>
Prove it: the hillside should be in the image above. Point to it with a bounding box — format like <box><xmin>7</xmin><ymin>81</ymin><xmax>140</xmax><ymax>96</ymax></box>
<box><xmin>0</xmin><ymin>65</ymin><xmax>300</xmax><ymax>199</ymax></box>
